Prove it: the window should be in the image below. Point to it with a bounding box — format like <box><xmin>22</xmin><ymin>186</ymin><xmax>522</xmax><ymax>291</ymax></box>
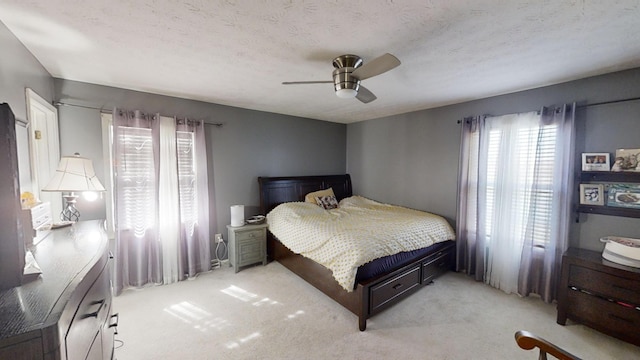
<box><xmin>457</xmin><ymin>105</ymin><xmax>574</xmax><ymax>301</ymax></box>
<box><xmin>105</xmin><ymin>109</ymin><xmax>212</xmax><ymax>293</ymax></box>
<box><xmin>483</xmin><ymin>124</ymin><xmax>558</xmax><ymax>247</ymax></box>
<box><xmin>176</xmin><ymin>130</ymin><xmax>197</xmax><ymax>235</ymax></box>
<box><xmin>116</xmin><ymin>126</ymin><xmax>155</xmax><ymax>237</ymax></box>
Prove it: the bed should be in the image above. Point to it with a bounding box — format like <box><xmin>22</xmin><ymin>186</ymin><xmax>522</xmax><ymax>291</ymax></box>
<box><xmin>258</xmin><ymin>174</ymin><xmax>456</xmax><ymax>331</ymax></box>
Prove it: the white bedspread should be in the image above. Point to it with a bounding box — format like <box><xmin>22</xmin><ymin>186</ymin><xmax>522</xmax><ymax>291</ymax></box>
<box><xmin>266</xmin><ymin>196</ymin><xmax>455</xmax><ymax>291</ymax></box>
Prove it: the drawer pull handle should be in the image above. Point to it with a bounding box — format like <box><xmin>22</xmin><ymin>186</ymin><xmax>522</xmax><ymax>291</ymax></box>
<box><xmin>83</xmin><ymin>299</ymin><xmax>106</xmax><ymax>318</ymax></box>
<box><xmin>392</xmin><ymin>283</ymin><xmax>403</xmax><ymax>290</ymax></box>
<box><xmin>109</xmin><ymin>313</ymin><xmax>119</xmax><ymax>335</ymax></box>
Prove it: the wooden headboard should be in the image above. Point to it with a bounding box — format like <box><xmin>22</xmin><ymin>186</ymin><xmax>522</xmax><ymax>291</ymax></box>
<box><xmin>258</xmin><ymin>174</ymin><xmax>352</xmax><ymax>214</ymax></box>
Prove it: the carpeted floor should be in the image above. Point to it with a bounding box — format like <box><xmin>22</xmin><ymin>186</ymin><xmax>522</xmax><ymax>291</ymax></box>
<box><xmin>112</xmin><ymin>262</ymin><xmax>640</xmax><ymax>359</ymax></box>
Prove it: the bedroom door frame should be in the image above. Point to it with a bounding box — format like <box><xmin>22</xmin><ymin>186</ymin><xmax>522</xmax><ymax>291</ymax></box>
<box><xmin>25</xmin><ymin>88</ymin><xmax>62</xmax><ymax>218</ymax></box>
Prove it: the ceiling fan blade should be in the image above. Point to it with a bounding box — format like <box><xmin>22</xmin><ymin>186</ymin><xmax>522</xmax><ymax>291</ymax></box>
<box><xmin>356</xmin><ymin>86</ymin><xmax>377</xmax><ymax>104</ymax></box>
<box><xmin>351</xmin><ymin>53</ymin><xmax>401</xmax><ymax>80</ymax></box>
<box><xmin>282</xmin><ymin>81</ymin><xmax>333</xmax><ymax>85</ymax></box>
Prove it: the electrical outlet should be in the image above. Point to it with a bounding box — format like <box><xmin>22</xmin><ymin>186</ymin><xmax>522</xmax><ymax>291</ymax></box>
<box><xmin>214</xmin><ymin>234</ymin><xmax>223</xmax><ymax>243</ymax></box>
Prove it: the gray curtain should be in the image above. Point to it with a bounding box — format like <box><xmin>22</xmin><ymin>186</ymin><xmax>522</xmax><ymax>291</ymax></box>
<box><xmin>176</xmin><ymin>118</ymin><xmax>211</xmax><ymax>278</ymax></box>
<box><xmin>113</xmin><ymin>109</ymin><xmax>162</xmax><ymax>295</ymax></box>
<box><xmin>456</xmin><ymin>104</ymin><xmax>575</xmax><ymax>303</ymax></box>
<box><xmin>112</xmin><ymin>109</ymin><xmax>211</xmax><ymax>295</ymax></box>
<box><xmin>456</xmin><ymin>116</ymin><xmax>485</xmax><ymax>281</ymax></box>
<box><xmin>517</xmin><ymin>104</ymin><xmax>576</xmax><ymax>302</ymax></box>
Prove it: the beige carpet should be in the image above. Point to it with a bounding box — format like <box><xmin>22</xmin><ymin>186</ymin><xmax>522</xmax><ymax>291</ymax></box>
<box><xmin>112</xmin><ymin>262</ymin><xmax>640</xmax><ymax>360</ymax></box>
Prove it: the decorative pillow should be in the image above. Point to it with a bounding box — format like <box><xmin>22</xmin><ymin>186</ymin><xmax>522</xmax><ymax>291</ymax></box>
<box><xmin>304</xmin><ymin>188</ymin><xmax>335</xmax><ymax>204</ymax></box>
<box><xmin>316</xmin><ymin>195</ymin><xmax>339</xmax><ymax>210</ymax></box>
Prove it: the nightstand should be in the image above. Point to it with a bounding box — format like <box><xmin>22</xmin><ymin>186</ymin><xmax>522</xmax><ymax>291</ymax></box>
<box><xmin>227</xmin><ymin>223</ymin><xmax>268</xmax><ymax>273</ymax></box>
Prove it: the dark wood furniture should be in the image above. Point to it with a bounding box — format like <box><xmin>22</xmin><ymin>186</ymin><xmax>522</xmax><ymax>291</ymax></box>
<box><xmin>557</xmin><ymin>247</ymin><xmax>640</xmax><ymax>346</ymax></box>
<box><xmin>259</xmin><ymin>174</ymin><xmax>455</xmax><ymax>331</ymax></box>
<box><xmin>0</xmin><ymin>103</ymin><xmax>25</xmax><ymax>290</ymax></box>
<box><xmin>515</xmin><ymin>330</ymin><xmax>581</xmax><ymax>360</ymax></box>
<box><xmin>577</xmin><ymin>171</ymin><xmax>640</xmax><ymax>219</ymax></box>
<box><xmin>0</xmin><ymin>220</ymin><xmax>116</xmax><ymax>359</ymax></box>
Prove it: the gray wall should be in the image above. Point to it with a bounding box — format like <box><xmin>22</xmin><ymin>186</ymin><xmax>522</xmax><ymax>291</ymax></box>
<box><xmin>0</xmin><ymin>20</ymin><xmax>53</xmax><ymax>284</ymax></box>
<box><xmin>4</xmin><ymin>15</ymin><xmax>639</xmax><ymax>255</ymax></box>
<box><xmin>347</xmin><ymin>68</ymin><xmax>640</xmax><ymax>252</ymax></box>
<box><xmin>0</xmin><ymin>21</ymin><xmax>54</xmax><ymax>195</ymax></box>
<box><xmin>0</xmin><ymin>22</ymin><xmax>53</xmax><ymax>121</ymax></box>
<box><xmin>54</xmin><ymin>79</ymin><xmax>347</xmax><ymax>238</ymax></box>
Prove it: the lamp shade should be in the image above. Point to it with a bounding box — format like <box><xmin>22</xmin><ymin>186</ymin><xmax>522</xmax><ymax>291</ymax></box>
<box><xmin>42</xmin><ymin>154</ymin><xmax>105</xmax><ymax>192</ymax></box>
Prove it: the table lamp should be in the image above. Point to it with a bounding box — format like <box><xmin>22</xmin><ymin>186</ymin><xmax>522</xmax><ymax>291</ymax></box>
<box><xmin>42</xmin><ymin>153</ymin><xmax>105</xmax><ymax>222</ymax></box>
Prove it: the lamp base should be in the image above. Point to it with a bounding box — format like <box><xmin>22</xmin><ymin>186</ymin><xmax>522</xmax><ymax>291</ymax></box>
<box><xmin>61</xmin><ymin>193</ymin><xmax>80</xmax><ymax>222</ymax></box>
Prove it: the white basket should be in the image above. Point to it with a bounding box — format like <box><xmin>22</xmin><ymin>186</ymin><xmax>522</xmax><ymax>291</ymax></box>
<box><xmin>600</xmin><ymin>236</ymin><xmax>640</xmax><ymax>268</ymax></box>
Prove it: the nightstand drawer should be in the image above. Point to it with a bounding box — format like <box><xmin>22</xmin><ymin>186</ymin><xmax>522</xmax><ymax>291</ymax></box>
<box><xmin>236</xmin><ymin>229</ymin><xmax>264</xmax><ymax>242</ymax></box>
<box><xmin>569</xmin><ymin>265</ymin><xmax>640</xmax><ymax>304</ymax></box>
<box><xmin>238</xmin><ymin>240</ymin><xmax>263</xmax><ymax>263</ymax></box>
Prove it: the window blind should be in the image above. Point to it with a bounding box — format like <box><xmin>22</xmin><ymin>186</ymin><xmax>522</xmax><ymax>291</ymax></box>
<box><xmin>483</xmin><ymin>123</ymin><xmax>558</xmax><ymax>247</ymax></box>
<box><xmin>116</xmin><ymin>126</ymin><xmax>155</xmax><ymax>237</ymax></box>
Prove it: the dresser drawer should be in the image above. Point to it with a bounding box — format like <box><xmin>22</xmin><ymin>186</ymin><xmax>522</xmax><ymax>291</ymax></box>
<box><xmin>422</xmin><ymin>248</ymin><xmax>453</xmax><ymax>284</ymax></box>
<box><xmin>370</xmin><ymin>264</ymin><xmax>421</xmax><ymax>313</ymax></box>
<box><xmin>66</xmin><ymin>265</ymin><xmax>111</xmax><ymax>360</ymax></box>
<box><xmin>29</xmin><ymin>202</ymin><xmax>50</xmax><ymax>221</ymax></box>
<box><xmin>236</xmin><ymin>229</ymin><xmax>265</xmax><ymax>242</ymax></box>
<box><xmin>32</xmin><ymin>212</ymin><xmax>52</xmax><ymax>230</ymax></box>
<box><xmin>567</xmin><ymin>288</ymin><xmax>640</xmax><ymax>341</ymax></box>
<box><xmin>569</xmin><ymin>265</ymin><xmax>640</xmax><ymax>304</ymax></box>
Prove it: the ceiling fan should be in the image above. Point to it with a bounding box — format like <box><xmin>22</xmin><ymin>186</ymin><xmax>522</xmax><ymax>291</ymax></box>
<box><xmin>282</xmin><ymin>53</ymin><xmax>401</xmax><ymax>104</ymax></box>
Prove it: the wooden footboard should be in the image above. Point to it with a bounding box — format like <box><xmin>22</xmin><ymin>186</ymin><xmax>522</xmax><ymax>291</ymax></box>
<box><xmin>269</xmin><ymin>232</ymin><xmax>455</xmax><ymax>331</ymax></box>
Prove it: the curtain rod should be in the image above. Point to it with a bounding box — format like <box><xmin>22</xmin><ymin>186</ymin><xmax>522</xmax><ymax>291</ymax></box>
<box><xmin>577</xmin><ymin>96</ymin><xmax>640</xmax><ymax>109</ymax></box>
<box><xmin>54</xmin><ymin>101</ymin><xmax>224</xmax><ymax>127</ymax></box>
<box><xmin>457</xmin><ymin>96</ymin><xmax>640</xmax><ymax>124</ymax></box>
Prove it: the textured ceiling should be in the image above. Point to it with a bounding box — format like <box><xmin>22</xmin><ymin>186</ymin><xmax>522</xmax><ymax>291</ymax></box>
<box><xmin>2</xmin><ymin>1</ymin><xmax>640</xmax><ymax>124</ymax></box>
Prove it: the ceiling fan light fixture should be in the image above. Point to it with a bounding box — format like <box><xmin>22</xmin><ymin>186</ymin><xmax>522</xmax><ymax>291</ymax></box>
<box><xmin>336</xmin><ymin>88</ymin><xmax>358</xmax><ymax>99</ymax></box>
<box><xmin>283</xmin><ymin>53</ymin><xmax>401</xmax><ymax>104</ymax></box>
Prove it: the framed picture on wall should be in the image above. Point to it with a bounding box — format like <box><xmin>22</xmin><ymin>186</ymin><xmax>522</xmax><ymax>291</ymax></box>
<box><xmin>581</xmin><ymin>153</ymin><xmax>610</xmax><ymax>171</ymax></box>
<box><xmin>611</xmin><ymin>148</ymin><xmax>640</xmax><ymax>172</ymax></box>
<box><xmin>607</xmin><ymin>184</ymin><xmax>640</xmax><ymax>209</ymax></box>
<box><xmin>580</xmin><ymin>184</ymin><xmax>605</xmax><ymax>206</ymax></box>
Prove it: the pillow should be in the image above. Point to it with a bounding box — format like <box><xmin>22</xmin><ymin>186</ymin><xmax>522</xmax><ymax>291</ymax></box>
<box><xmin>304</xmin><ymin>188</ymin><xmax>335</xmax><ymax>204</ymax></box>
<box><xmin>315</xmin><ymin>195</ymin><xmax>339</xmax><ymax>210</ymax></box>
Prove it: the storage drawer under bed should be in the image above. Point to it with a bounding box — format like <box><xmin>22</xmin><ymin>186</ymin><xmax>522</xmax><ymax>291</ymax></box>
<box><xmin>369</xmin><ymin>264</ymin><xmax>421</xmax><ymax>314</ymax></box>
<box><xmin>422</xmin><ymin>248</ymin><xmax>453</xmax><ymax>284</ymax></box>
